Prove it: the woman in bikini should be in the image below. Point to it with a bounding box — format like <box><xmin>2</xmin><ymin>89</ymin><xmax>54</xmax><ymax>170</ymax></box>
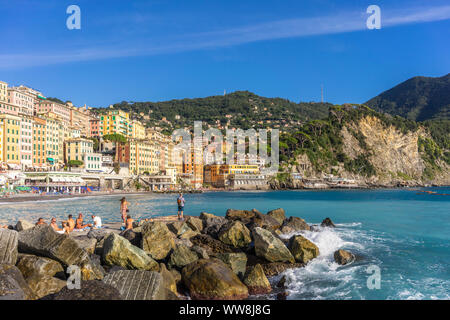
<box><xmin>120</xmin><ymin>197</ymin><xmax>129</xmax><ymax>224</ymax></box>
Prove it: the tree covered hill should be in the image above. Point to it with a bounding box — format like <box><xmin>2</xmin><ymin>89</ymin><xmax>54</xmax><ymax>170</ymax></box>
<box><xmin>99</xmin><ymin>91</ymin><xmax>331</xmax><ymax>132</ymax></box>
<box><xmin>366</xmin><ymin>73</ymin><xmax>450</xmax><ymax>121</ymax></box>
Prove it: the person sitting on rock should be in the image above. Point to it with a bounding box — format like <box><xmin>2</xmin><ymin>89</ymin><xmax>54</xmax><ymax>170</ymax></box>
<box><xmin>35</xmin><ymin>217</ymin><xmax>46</xmax><ymax>226</ymax></box>
<box><xmin>50</xmin><ymin>217</ymin><xmax>70</xmax><ymax>234</ymax></box>
<box><xmin>91</xmin><ymin>214</ymin><xmax>102</xmax><ymax>229</ymax></box>
<box><xmin>64</xmin><ymin>214</ymin><xmax>76</xmax><ymax>232</ymax></box>
<box><xmin>125</xmin><ymin>215</ymin><xmax>134</xmax><ymax>230</ymax></box>
<box><xmin>75</xmin><ymin>213</ymin><xmax>92</xmax><ymax>230</ymax></box>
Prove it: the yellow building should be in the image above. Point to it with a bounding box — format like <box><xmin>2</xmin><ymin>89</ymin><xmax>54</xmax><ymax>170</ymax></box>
<box><xmin>0</xmin><ymin>114</ymin><xmax>21</xmax><ymax>165</ymax></box>
<box><xmin>32</xmin><ymin>117</ymin><xmax>46</xmax><ymax>167</ymax></box>
<box><xmin>65</xmin><ymin>138</ymin><xmax>94</xmax><ymax>163</ymax></box>
<box><xmin>100</xmin><ymin>110</ymin><xmax>131</xmax><ymax>137</ymax></box>
<box><xmin>131</xmin><ymin>120</ymin><xmax>146</xmax><ymax>139</ymax></box>
<box><xmin>204</xmin><ymin>164</ymin><xmax>259</xmax><ymax>187</ymax></box>
<box><xmin>129</xmin><ymin>139</ymin><xmax>159</xmax><ymax>175</ymax></box>
<box><xmin>41</xmin><ymin>112</ymin><xmax>63</xmax><ymax>165</ymax></box>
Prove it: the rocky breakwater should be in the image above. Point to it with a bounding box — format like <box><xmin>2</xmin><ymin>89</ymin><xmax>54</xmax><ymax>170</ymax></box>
<box><xmin>0</xmin><ymin>209</ymin><xmax>352</xmax><ymax>300</ymax></box>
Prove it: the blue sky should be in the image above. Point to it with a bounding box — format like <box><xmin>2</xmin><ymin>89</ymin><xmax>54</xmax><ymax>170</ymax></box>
<box><xmin>0</xmin><ymin>0</ymin><xmax>449</xmax><ymax>107</ymax></box>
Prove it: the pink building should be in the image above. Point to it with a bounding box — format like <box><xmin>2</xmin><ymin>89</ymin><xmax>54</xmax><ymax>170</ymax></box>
<box><xmin>8</xmin><ymin>88</ymin><xmax>35</xmax><ymax>116</ymax></box>
<box><xmin>89</xmin><ymin>118</ymin><xmax>100</xmax><ymax>138</ymax></box>
<box><xmin>0</xmin><ymin>102</ymin><xmax>19</xmax><ymax>116</ymax></box>
<box><xmin>35</xmin><ymin>99</ymin><xmax>71</xmax><ymax>124</ymax></box>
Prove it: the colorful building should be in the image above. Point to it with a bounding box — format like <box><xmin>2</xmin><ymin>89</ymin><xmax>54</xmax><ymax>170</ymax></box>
<box><xmin>65</xmin><ymin>138</ymin><xmax>94</xmax><ymax>164</ymax></box>
<box><xmin>35</xmin><ymin>99</ymin><xmax>71</xmax><ymax>125</ymax></box>
<box><xmin>0</xmin><ymin>81</ymin><xmax>7</xmax><ymax>103</ymax></box>
<box><xmin>131</xmin><ymin>119</ymin><xmax>146</xmax><ymax>139</ymax></box>
<box><xmin>32</xmin><ymin>117</ymin><xmax>46</xmax><ymax>167</ymax></box>
<box><xmin>89</xmin><ymin>117</ymin><xmax>100</xmax><ymax>138</ymax></box>
<box><xmin>8</xmin><ymin>87</ymin><xmax>35</xmax><ymax>116</ymax></box>
<box><xmin>20</xmin><ymin>115</ymin><xmax>33</xmax><ymax>169</ymax></box>
<box><xmin>129</xmin><ymin>139</ymin><xmax>159</xmax><ymax>175</ymax></box>
<box><xmin>0</xmin><ymin>114</ymin><xmax>21</xmax><ymax>165</ymax></box>
<box><xmin>100</xmin><ymin>109</ymin><xmax>131</xmax><ymax>137</ymax></box>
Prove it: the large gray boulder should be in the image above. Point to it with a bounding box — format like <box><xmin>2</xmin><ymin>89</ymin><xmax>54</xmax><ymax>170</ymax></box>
<box><xmin>168</xmin><ymin>244</ymin><xmax>198</xmax><ymax>269</ymax></box>
<box><xmin>266</xmin><ymin>208</ymin><xmax>286</xmax><ymax>225</ymax></box>
<box><xmin>141</xmin><ymin>221</ymin><xmax>175</xmax><ymax>260</ymax></box>
<box><xmin>243</xmin><ymin>264</ymin><xmax>272</xmax><ymax>295</ymax></box>
<box><xmin>0</xmin><ymin>228</ymin><xmax>18</xmax><ymax>265</ymax></box>
<box><xmin>216</xmin><ymin>252</ymin><xmax>247</xmax><ymax>278</ymax></box>
<box><xmin>218</xmin><ymin>221</ymin><xmax>252</xmax><ymax>248</ymax></box>
<box><xmin>321</xmin><ymin>217</ymin><xmax>336</xmax><ymax>228</ymax></box>
<box><xmin>252</xmin><ymin>227</ymin><xmax>295</xmax><ymax>263</ymax></box>
<box><xmin>72</xmin><ymin>236</ymin><xmax>97</xmax><ymax>255</ymax></box>
<box><xmin>16</xmin><ymin>254</ymin><xmax>64</xmax><ymax>279</ymax></box>
<box><xmin>186</xmin><ymin>216</ymin><xmax>203</xmax><ymax>232</ymax></box>
<box><xmin>26</xmin><ymin>274</ymin><xmax>66</xmax><ymax>299</ymax></box>
<box><xmin>17</xmin><ymin>225</ymin><xmax>103</xmax><ymax>280</ymax></box>
<box><xmin>282</xmin><ymin>216</ymin><xmax>311</xmax><ymax>231</ymax></box>
<box><xmin>102</xmin><ymin>233</ymin><xmax>159</xmax><ymax>271</ymax></box>
<box><xmin>0</xmin><ymin>264</ymin><xmax>36</xmax><ymax>300</ymax></box>
<box><xmin>288</xmin><ymin>235</ymin><xmax>319</xmax><ymax>263</ymax></box>
<box><xmin>103</xmin><ymin>270</ymin><xmax>166</xmax><ymax>300</ymax></box>
<box><xmin>182</xmin><ymin>258</ymin><xmax>248</xmax><ymax>300</ymax></box>
<box><xmin>15</xmin><ymin>220</ymin><xmax>34</xmax><ymax>232</ymax></box>
<box><xmin>334</xmin><ymin>249</ymin><xmax>354</xmax><ymax>265</ymax></box>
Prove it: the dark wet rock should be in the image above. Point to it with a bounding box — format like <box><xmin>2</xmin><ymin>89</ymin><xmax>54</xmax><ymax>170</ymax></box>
<box><xmin>334</xmin><ymin>249</ymin><xmax>355</xmax><ymax>265</ymax></box>
<box><xmin>182</xmin><ymin>258</ymin><xmax>248</xmax><ymax>300</ymax></box>
<box><xmin>0</xmin><ymin>264</ymin><xmax>36</xmax><ymax>300</ymax></box>
<box><xmin>141</xmin><ymin>221</ymin><xmax>175</xmax><ymax>260</ymax></box>
<box><xmin>282</xmin><ymin>216</ymin><xmax>311</xmax><ymax>231</ymax></box>
<box><xmin>218</xmin><ymin>221</ymin><xmax>252</xmax><ymax>248</ymax></box>
<box><xmin>16</xmin><ymin>254</ymin><xmax>64</xmax><ymax>279</ymax></box>
<box><xmin>18</xmin><ymin>225</ymin><xmax>103</xmax><ymax>280</ymax></box>
<box><xmin>201</xmin><ymin>215</ymin><xmax>227</xmax><ymax>238</ymax></box>
<box><xmin>243</xmin><ymin>264</ymin><xmax>271</xmax><ymax>295</ymax></box>
<box><xmin>246</xmin><ymin>254</ymin><xmax>304</xmax><ymax>277</ymax></box>
<box><xmin>276</xmin><ymin>275</ymin><xmax>287</xmax><ymax>288</ymax></box>
<box><xmin>277</xmin><ymin>291</ymin><xmax>288</xmax><ymax>300</ymax></box>
<box><xmin>168</xmin><ymin>244</ymin><xmax>198</xmax><ymax>269</ymax></box>
<box><xmin>120</xmin><ymin>229</ymin><xmax>142</xmax><ymax>247</ymax></box>
<box><xmin>42</xmin><ymin>280</ymin><xmax>122</xmax><ymax>300</ymax></box>
<box><xmin>103</xmin><ymin>270</ymin><xmax>166</xmax><ymax>300</ymax></box>
<box><xmin>216</xmin><ymin>252</ymin><xmax>247</xmax><ymax>278</ymax></box>
<box><xmin>102</xmin><ymin>233</ymin><xmax>159</xmax><ymax>271</ymax></box>
<box><xmin>190</xmin><ymin>234</ymin><xmax>236</xmax><ymax>255</ymax></box>
<box><xmin>0</xmin><ymin>229</ymin><xmax>18</xmax><ymax>265</ymax></box>
<box><xmin>15</xmin><ymin>220</ymin><xmax>34</xmax><ymax>232</ymax></box>
<box><xmin>288</xmin><ymin>235</ymin><xmax>320</xmax><ymax>263</ymax></box>
<box><xmin>321</xmin><ymin>217</ymin><xmax>336</xmax><ymax>228</ymax></box>
<box><xmin>266</xmin><ymin>208</ymin><xmax>286</xmax><ymax>225</ymax></box>
<box><xmin>252</xmin><ymin>227</ymin><xmax>295</xmax><ymax>263</ymax></box>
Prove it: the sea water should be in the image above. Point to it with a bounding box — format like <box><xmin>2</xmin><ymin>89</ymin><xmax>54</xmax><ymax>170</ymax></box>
<box><xmin>0</xmin><ymin>188</ymin><xmax>448</xmax><ymax>300</ymax></box>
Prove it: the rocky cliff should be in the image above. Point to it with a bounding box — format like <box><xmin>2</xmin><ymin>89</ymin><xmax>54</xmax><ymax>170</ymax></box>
<box><xmin>277</xmin><ymin>105</ymin><xmax>449</xmax><ymax>188</ymax></box>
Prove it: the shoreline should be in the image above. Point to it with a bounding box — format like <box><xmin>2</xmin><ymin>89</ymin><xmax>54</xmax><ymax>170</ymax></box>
<box><xmin>0</xmin><ymin>185</ymin><xmax>448</xmax><ymax>204</ymax></box>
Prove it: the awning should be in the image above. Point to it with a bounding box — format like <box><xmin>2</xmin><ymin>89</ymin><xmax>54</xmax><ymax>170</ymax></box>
<box><xmin>28</xmin><ymin>176</ymin><xmax>46</xmax><ymax>181</ymax></box>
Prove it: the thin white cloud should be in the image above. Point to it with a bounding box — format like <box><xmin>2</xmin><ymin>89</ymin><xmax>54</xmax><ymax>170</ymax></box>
<box><xmin>1</xmin><ymin>5</ymin><xmax>449</xmax><ymax>69</ymax></box>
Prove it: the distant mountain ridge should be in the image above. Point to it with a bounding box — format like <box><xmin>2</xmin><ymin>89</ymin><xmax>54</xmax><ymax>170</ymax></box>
<box><xmin>366</xmin><ymin>73</ymin><xmax>450</xmax><ymax>121</ymax></box>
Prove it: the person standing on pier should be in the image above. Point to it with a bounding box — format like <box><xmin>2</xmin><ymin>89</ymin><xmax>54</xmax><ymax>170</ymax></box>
<box><xmin>177</xmin><ymin>193</ymin><xmax>185</xmax><ymax>221</ymax></box>
<box><xmin>120</xmin><ymin>197</ymin><xmax>129</xmax><ymax>224</ymax></box>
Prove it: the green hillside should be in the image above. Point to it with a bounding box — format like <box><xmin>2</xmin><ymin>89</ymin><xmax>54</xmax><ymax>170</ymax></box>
<box><xmin>366</xmin><ymin>73</ymin><xmax>450</xmax><ymax>121</ymax></box>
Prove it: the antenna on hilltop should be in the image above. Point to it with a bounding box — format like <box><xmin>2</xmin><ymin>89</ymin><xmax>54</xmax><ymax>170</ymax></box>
<box><xmin>321</xmin><ymin>84</ymin><xmax>324</xmax><ymax>103</ymax></box>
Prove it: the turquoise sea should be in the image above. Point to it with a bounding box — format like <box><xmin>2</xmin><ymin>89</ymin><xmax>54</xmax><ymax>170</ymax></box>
<box><xmin>0</xmin><ymin>188</ymin><xmax>449</xmax><ymax>300</ymax></box>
